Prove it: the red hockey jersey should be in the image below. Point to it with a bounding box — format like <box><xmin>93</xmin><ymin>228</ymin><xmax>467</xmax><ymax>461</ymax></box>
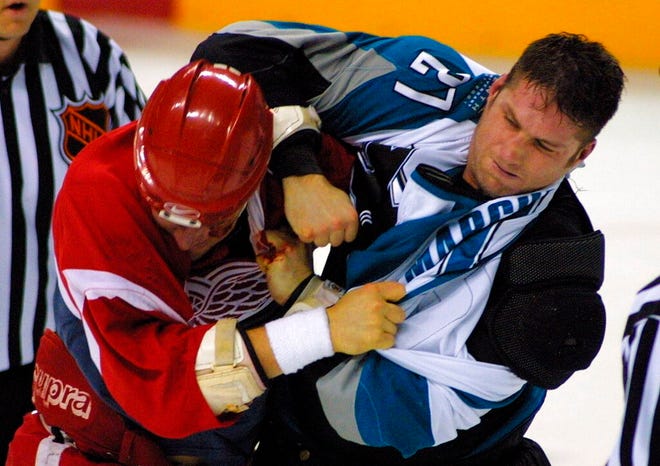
<box><xmin>52</xmin><ymin>122</ymin><xmax>272</xmax><ymax>438</ymax></box>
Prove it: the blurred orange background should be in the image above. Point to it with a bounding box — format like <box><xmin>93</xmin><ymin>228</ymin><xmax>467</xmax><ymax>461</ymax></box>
<box><xmin>41</xmin><ymin>0</ymin><xmax>658</xmax><ymax>70</ymax></box>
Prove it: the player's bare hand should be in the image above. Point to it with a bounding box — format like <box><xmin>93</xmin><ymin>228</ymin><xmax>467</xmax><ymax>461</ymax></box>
<box><xmin>326</xmin><ymin>282</ymin><xmax>406</xmax><ymax>354</ymax></box>
<box><xmin>283</xmin><ymin>174</ymin><xmax>358</xmax><ymax>247</ymax></box>
<box><xmin>256</xmin><ymin>230</ymin><xmax>313</xmax><ymax>305</ymax></box>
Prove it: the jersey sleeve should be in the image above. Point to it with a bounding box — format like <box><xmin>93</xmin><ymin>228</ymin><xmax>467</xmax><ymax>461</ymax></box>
<box><xmin>106</xmin><ymin>49</ymin><xmax>146</xmax><ymax>125</ymax></box>
<box><xmin>191</xmin><ymin>20</ymin><xmax>497</xmax><ymax>177</ymax></box>
<box><xmin>93</xmin><ymin>26</ymin><xmax>146</xmax><ymax>125</ymax></box>
<box><xmin>65</xmin><ymin>13</ymin><xmax>146</xmax><ymax>126</ymax></box>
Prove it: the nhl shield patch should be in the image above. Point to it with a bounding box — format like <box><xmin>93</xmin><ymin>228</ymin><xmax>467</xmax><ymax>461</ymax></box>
<box><xmin>54</xmin><ymin>96</ymin><xmax>110</xmax><ymax>163</ymax></box>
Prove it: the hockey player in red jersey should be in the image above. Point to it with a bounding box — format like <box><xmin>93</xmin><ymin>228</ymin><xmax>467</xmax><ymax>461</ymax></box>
<box><xmin>7</xmin><ymin>59</ymin><xmax>405</xmax><ymax>465</ymax></box>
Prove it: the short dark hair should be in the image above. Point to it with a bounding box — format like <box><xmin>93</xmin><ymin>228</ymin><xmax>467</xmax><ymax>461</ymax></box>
<box><xmin>507</xmin><ymin>32</ymin><xmax>625</xmax><ymax>139</ymax></box>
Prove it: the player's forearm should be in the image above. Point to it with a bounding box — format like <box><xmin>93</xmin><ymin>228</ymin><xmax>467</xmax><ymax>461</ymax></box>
<box><xmin>245</xmin><ymin>326</ymin><xmax>283</xmax><ymax>378</ymax></box>
<box><xmin>270</xmin><ymin>129</ymin><xmax>322</xmax><ymax>178</ymax></box>
<box><xmin>194</xmin><ymin>305</ymin><xmax>335</xmax><ymax>414</ymax></box>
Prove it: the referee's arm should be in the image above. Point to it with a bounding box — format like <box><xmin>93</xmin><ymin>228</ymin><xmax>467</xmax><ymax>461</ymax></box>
<box><xmin>608</xmin><ymin>277</ymin><xmax>660</xmax><ymax>466</ymax></box>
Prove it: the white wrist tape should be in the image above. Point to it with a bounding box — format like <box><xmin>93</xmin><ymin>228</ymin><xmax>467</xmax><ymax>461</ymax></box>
<box><xmin>196</xmin><ymin>319</ymin><xmax>266</xmax><ymax>414</ymax></box>
<box><xmin>265</xmin><ymin>307</ymin><xmax>334</xmax><ymax>374</ymax></box>
<box><xmin>287</xmin><ymin>276</ymin><xmax>344</xmax><ymax>315</ymax></box>
<box><xmin>271</xmin><ymin>105</ymin><xmax>321</xmax><ymax>149</ymax></box>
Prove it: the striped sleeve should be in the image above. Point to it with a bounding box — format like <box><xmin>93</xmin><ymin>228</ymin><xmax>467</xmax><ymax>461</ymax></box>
<box><xmin>198</xmin><ymin>20</ymin><xmax>495</xmax><ymax>143</ymax></box>
<box><xmin>609</xmin><ymin>277</ymin><xmax>660</xmax><ymax>466</ymax></box>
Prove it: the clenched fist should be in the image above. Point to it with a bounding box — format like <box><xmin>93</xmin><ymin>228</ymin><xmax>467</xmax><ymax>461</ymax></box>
<box><xmin>283</xmin><ymin>174</ymin><xmax>358</xmax><ymax>247</ymax></box>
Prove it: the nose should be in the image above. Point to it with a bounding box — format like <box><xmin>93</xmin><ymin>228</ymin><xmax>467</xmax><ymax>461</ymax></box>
<box><xmin>499</xmin><ymin>133</ymin><xmax>526</xmax><ymax>166</ymax></box>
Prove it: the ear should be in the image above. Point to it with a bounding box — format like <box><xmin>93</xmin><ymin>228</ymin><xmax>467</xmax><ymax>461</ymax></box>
<box><xmin>577</xmin><ymin>139</ymin><xmax>597</xmax><ymax>162</ymax></box>
<box><xmin>488</xmin><ymin>73</ymin><xmax>508</xmax><ymax>99</ymax></box>
<box><xmin>569</xmin><ymin>139</ymin><xmax>597</xmax><ymax>169</ymax></box>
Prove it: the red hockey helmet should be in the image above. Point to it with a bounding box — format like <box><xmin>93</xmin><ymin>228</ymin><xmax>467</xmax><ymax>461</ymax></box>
<box><xmin>135</xmin><ymin>60</ymin><xmax>272</xmax><ymax>229</ymax></box>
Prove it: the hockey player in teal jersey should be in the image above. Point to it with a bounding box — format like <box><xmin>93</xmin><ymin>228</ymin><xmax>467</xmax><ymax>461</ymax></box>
<box><xmin>191</xmin><ymin>21</ymin><xmax>625</xmax><ymax>465</ymax></box>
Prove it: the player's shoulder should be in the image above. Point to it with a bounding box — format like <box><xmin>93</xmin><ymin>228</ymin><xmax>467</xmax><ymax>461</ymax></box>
<box><xmin>38</xmin><ymin>9</ymin><xmax>121</xmax><ymax>50</ymax></box>
<box><xmin>37</xmin><ymin>9</ymin><xmax>86</xmax><ymax>33</ymax></box>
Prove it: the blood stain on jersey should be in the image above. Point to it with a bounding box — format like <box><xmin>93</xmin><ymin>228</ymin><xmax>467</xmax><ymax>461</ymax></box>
<box><xmin>53</xmin><ymin>96</ymin><xmax>110</xmax><ymax>163</ymax></box>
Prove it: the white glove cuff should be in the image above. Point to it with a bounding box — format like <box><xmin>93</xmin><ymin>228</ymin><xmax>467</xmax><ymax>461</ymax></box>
<box><xmin>271</xmin><ymin>105</ymin><xmax>321</xmax><ymax>149</ymax></box>
<box><xmin>265</xmin><ymin>307</ymin><xmax>334</xmax><ymax>374</ymax></box>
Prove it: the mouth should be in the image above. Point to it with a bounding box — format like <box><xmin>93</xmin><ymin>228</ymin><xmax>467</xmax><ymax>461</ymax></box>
<box><xmin>5</xmin><ymin>2</ymin><xmax>27</xmax><ymax>11</ymax></box>
<box><xmin>493</xmin><ymin>159</ymin><xmax>518</xmax><ymax>179</ymax></box>
<box><xmin>2</xmin><ymin>2</ymin><xmax>28</xmax><ymax>13</ymax></box>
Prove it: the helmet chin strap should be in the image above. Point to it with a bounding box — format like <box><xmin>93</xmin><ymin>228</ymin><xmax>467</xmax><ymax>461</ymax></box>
<box><xmin>158</xmin><ymin>209</ymin><xmax>202</xmax><ymax>229</ymax></box>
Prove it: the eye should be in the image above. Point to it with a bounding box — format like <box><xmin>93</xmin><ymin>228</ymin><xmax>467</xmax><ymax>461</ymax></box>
<box><xmin>505</xmin><ymin>114</ymin><xmax>519</xmax><ymax>129</ymax></box>
<box><xmin>534</xmin><ymin>139</ymin><xmax>553</xmax><ymax>153</ymax></box>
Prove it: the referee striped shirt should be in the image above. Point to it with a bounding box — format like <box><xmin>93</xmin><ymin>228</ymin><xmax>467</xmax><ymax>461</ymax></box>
<box><xmin>0</xmin><ymin>10</ymin><xmax>145</xmax><ymax>373</ymax></box>
<box><xmin>609</xmin><ymin>276</ymin><xmax>660</xmax><ymax>466</ymax></box>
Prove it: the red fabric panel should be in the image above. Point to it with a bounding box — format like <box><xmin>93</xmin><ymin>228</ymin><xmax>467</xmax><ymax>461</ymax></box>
<box><xmin>61</xmin><ymin>0</ymin><xmax>173</xmax><ymax>19</ymax></box>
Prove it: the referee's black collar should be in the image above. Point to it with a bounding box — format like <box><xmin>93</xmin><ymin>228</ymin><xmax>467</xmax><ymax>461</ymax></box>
<box><xmin>0</xmin><ymin>38</ymin><xmax>26</xmax><ymax>78</ymax></box>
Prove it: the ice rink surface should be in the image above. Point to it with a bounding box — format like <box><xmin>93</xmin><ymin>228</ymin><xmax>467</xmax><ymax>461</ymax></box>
<box><xmin>97</xmin><ymin>16</ymin><xmax>660</xmax><ymax>465</ymax></box>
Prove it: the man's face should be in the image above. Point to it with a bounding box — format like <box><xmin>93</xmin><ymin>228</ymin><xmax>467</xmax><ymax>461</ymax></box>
<box><xmin>152</xmin><ymin>206</ymin><xmax>244</xmax><ymax>261</ymax></box>
<box><xmin>463</xmin><ymin>75</ymin><xmax>596</xmax><ymax>197</ymax></box>
<box><xmin>0</xmin><ymin>1</ymin><xmax>40</xmax><ymax>41</ymax></box>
